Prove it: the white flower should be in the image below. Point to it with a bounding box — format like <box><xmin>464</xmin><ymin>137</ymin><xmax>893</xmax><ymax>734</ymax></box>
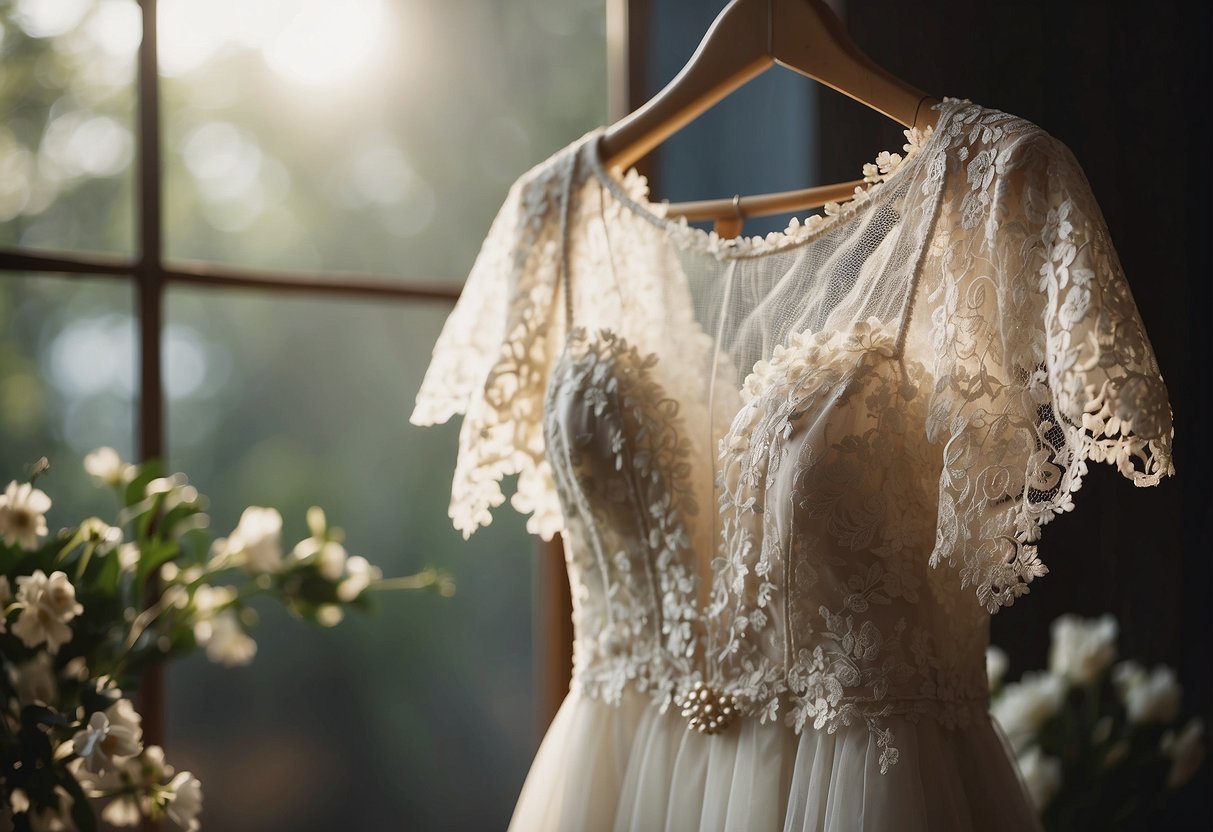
<box><xmin>84</xmin><ymin>447</ymin><xmax>134</xmax><ymax>486</ymax></box>
<box><xmin>192</xmin><ymin>584</ymin><xmax>238</xmax><ymax>617</ymax></box>
<box><xmin>11</xmin><ymin>570</ymin><xmax>84</xmax><ymax>653</ymax></box>
<box><xmin>9</xmin><ymin>653</ymin><xmax>58</xmax><ymax>705</ymax></box>
<box><xmin>306</xmin><ymin>505</ymin><xmax>327</xmax><ymax>537</ymax></box>
<box><xmin>316</xmin><ymin>604</ymin><xmax>344</xmax><ymax>627</ymax></box>
<box><xmin>1161</xmin><ymin>718</ymin><xmax>1205</xmax><ymax>790</ymax></box>
<box><xmin>337</xmin><ymin>555</ymin><xmax>382</xmax><ymax>602</ymax></box>
<box><xmin>288</xmin><ymin>533</ymin><xmax>348</xmax><ymax>580</ymax></box>
<box><xmin>1016</xmin><ymin>746</ymin><xmax>1062</xmax><ymax>810</ymax></box>
<box><xmin>165</xmin><ymin>771</ymin><xmax>203</xmax><ymax>832</ymax></box>
<box><xmin>145</xmin><ymin>476</ymin><xmax>176</xmax><ymax>496</ymax></box>
<box><xmin>75</xmin><ymin>744</ymin><xmax>173</xmax><ymax>827</ymax></box>
<box><xmin>100</xmin><ymin>790</ymin><xmax>142</xmax><ymax>827</ymax></box>
<box><xmin>991</xmin><ymin>670</ymin><xmax>1066</xmax><ymax>753</ymax></box>
<box><xmin>167</xmin><ymin>486</ymin><xmax>200</xmax><ymax>510</ymax></box>
<box><xmin>1048</xmin><ymin>614</ymin><xmax>1118</xmax><ymax>685</ymax></box>
<box><xmin>0</xmin><ymin>481</ymin><xmax>52</xmax><ymax>550</ymax></box>
<box><xmin>986</xmin><ymin>645</ymin><xmax>1009</xmax><ymax>691</ymax></box>
<box><xmin>140</xmin><ymin>744</ymin><xmax>173</xmax><ymax>781</ymax></box>
<box><xmin>62</xmin><ymin>657</ymin><xmax>89</xmax><ymax>681</ymax></box>
<box><xmin>1112</xmin><ymin>661</ymin><xmax>1182</xmax><ymax>725</ymax></box>
<box><xmin>118</xmin><ymin>542</ymin><xmax>141</xmax><ymax>571</ymax></box>
<box><xmin>72</xmin><ymin>698</ymin><xmax>144</xmax><ymax>774</ymax></box>
<box><xmin>80</xmin><ymin>517</ymin><xmax>123</xmax><ymax>553</ymax></box>
<box><xmin>316</xmin><ymin>540</ymin><xmax>348</xmax><ymax>580</ymax></box>
<box><xmin>10</xmin><ymin>784</ymin><xmax>73</xmax><ymax>832</ymax></box>
<box><xmin>162</xmin><ymin>585</ymin><xmax>189</xmax><ymax>610</ymax></box>
<box><xmin>196</xmin><ymin>609</ymin><xmax>256</xmax><ymax>666</ymax></box>
<box><xmin>221</xmin><ymin>507</ymin><xmax>283</xmax><ymax>573</ymax></box>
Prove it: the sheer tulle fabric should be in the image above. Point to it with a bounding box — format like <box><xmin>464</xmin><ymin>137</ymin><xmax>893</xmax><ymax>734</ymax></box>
<box><xmin>511</xmin><ymin>688</ymin><xmax>1040</xmax><ymax>831</ymax></box>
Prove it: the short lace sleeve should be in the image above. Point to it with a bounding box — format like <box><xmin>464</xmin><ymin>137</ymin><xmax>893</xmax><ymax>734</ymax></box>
<box><xmin>408</xmin><ymin>153</ymin><xmax>575</xmax><ymax>541</ymax></box>
<box><xmin>923</xmin><ymin>129</ymin><xmax>1175</xmax><ymax>612</ymax></box>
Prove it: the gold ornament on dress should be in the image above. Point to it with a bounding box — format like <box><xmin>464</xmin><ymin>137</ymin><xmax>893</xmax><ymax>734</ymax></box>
<box><xmin>678</xmin><ymin>681</ymin><xmax>739</xmax><ymax>735</ymax></box>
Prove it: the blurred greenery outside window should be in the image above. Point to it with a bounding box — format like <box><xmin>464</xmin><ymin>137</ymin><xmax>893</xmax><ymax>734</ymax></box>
<box><xmin>0</xmin><ymin>1</ymin><xmax>607</xmax><ymax>829</ymax></box>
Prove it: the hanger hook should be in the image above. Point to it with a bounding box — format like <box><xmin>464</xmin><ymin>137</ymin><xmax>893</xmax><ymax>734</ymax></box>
<box><xmin>732</xmin><ymin>193</ymin><xmax>746</xmax><ymax>219</ymax></box>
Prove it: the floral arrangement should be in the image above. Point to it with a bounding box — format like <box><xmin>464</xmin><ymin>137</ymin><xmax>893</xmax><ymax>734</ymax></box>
<box><xmin>989</xmin><ymin>614</ymin><xmax>1205</xmax><ymax>830</ymax></box>
<box><xmin>0</xmin><ymin>449</ymin><xmax>451</xmax><ymax>831</ymax></box>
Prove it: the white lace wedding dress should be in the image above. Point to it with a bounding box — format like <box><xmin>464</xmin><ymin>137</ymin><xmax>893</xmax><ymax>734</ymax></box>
<box><xmin>409</xmin><ymin>97</ymin><xmax>1175</xmax><ymax>831</ymax></box>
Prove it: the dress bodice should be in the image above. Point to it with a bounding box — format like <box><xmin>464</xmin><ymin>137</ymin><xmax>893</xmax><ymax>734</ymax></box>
<box><xmin>409</xmin><ymin>97</ymin><xmax>1174</xmax><ymax>775</ymax></box>
<box><xmin>544</xmin><ymin>316</ymin><xmax>989</xmax><ymax>775</ymax></box>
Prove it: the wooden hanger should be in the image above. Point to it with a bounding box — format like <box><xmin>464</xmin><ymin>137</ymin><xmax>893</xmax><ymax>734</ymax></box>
<box><xmin>598</xmin><ymin>0</ymin><xmax>942</xmax><ymax>236</ymax></box>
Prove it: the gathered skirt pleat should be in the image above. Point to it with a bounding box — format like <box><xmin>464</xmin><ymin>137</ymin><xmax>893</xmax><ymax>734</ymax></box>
<box><xmin>509</xmin><ymin>688</ymin><xmax>1041</xmax><ymax>832</ymax></box>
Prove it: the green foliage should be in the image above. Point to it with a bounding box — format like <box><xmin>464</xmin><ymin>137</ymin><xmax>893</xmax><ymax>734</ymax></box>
<box><xmin>0</xmin><ymin>449</ymin><xmax>449</xmax><ymax>829</ymax></box>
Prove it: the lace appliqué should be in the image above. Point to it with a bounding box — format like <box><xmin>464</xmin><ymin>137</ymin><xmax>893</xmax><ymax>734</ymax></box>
<box><xmin>923</xmin><ymin>112</ymin><xmax>1175</xmax><ymax>612</ymax></box>
<box><xmin>546</xmin><ymin>327</ymin><xmax>703</xmax><ymax>711</ymax></box>
<box><xmin>410</xmin><ymin>147</ymin><xmax>583</xmax><ymax>541</ymax></box>
<box><xmin>586</xmin><ymin>118</ymin><xmax>938</xmax><ymax>261</ymax></box>
<box><xmin>711</xmin><ymin>319</ymin><xmax>988</xmax><ymax>773</ymax></box>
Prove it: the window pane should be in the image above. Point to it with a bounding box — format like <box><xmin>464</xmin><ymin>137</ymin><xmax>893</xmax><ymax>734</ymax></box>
<box><xmin>0</xmin><ymin>1</ymin><xmax>138</xmax><ymax>255</ymax></box>
<box><xmin>160</xmin><ymin>0</ymin><xmax>607</xmax><ymax>280</ymax></box>
<box><xmin>0</xmin><ymin>272</ymin><xmax>135</xmax><ymax>520</ymax></box>
<box><xmin>165</xmin><ymin>287</ymin><xmax>535</xmax><ymax>830</ymax></box>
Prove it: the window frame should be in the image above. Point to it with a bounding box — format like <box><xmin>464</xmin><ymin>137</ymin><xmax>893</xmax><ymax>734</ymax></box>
<box><xmin>0</xmin><ymin>0</ymin><xmax>647</xmax><ymax>756</ymax></box>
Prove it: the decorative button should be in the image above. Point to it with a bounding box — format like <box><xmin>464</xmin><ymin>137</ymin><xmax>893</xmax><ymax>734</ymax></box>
<box><xmin>678</xmin><ymin>681</ymin><xmax>739</xmax><ymax>735</ymax></box>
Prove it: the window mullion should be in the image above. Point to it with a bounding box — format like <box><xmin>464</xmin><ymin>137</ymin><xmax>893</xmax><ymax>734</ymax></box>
<box><xmin>135</xmin><ymin>0</ymin><xmax>167</xmax><ymax>780</ymax></box>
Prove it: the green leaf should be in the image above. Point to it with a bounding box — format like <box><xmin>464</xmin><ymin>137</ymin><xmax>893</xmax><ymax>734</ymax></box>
<box><xmin>135</xmin><ymin>493</ymin><xmax>163</xmax><ymax>542</ymax></box>
<box><xmin>21</xmin><ymin>703</ymin><xmax>67</xmax><ymax>730</ymax></box>
<box><xmin>91</xmin><ymin>547</ymin><xmax>124</xmax><ymax>596</ymax></box>
<box><xmin>136</xmin><ymin>539</ymin><xmax>179</xmax><ymax>586</ymax></box>
<box><xmin>123</xmin><ymin>459</ymin><xmax>165</xmax><ymax>508</ymax></box>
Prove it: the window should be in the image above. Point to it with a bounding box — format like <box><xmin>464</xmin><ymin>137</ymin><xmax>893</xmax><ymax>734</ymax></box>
<box><xmin>0</xmin><ymin>1</ymin><xmax>606</xmax><ymax>827</ymax></box>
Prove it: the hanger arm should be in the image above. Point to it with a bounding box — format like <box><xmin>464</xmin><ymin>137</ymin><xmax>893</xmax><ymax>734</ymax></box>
<box><xmin>600</xmin><ymin>0</ymin><xmax>773</xmax><ymax>170</ymax></box>
<box><xmin>599</xmin><ymin>0</ymin><xmax>936</xmax><ymax>172</ymax></box>
<box><xmin>770</xmin><ymin>0</ymin><xmax>931</xmax><ymax>128</ymax></box>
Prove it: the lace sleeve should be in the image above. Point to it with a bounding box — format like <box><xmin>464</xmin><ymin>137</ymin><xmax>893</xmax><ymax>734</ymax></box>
<box><xmin>408</xmin><ymin>157</ymin><xmax>572</xmax><ymax>541</ymax></box>
<box><xmin>924</xmin><ymin>130</ymin><xmax>1175</xmax><ymax>613</ymax></box>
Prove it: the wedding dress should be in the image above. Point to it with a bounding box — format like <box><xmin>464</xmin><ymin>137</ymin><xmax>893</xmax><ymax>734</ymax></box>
<box><xmin>409</xmin><ymin>97</ymin><xmax>1175</xmax><ymax>831</ymax></box>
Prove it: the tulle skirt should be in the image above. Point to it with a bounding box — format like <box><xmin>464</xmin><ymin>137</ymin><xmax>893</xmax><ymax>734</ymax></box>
<box><xmin>509</xmin><ymin>687</ymin><xmax>1043</xmax><ymax>832</ymax></box>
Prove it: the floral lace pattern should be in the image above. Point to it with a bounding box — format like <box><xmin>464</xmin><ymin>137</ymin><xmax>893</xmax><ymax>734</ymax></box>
<box><xmin>543</xmin><ymin>327</ymin><xmax>704</xmax><ymax>709</ymax></box>
<box><xmin>409</xmin><ymin>145</ymin><xmax>579</xmax><ymax>540</ymax></box>
<box><xmin>409</xmin><ymin>98</ymin><xmax>1174</xmax><ymax>771</ymax></box>
<box><xmin>916</xmin><ymin>107</ymin><xmax>1175</xmax><ymax>612</ymax></box>
<box><xmin>711</xmin><ymin>319</ymin><xmax>988</xmax><ymax>773</ymax></box>
<box><xmin>585</xmin><ymin>116</ymin><xmax>939</xmax><ymax>261</ymax></box>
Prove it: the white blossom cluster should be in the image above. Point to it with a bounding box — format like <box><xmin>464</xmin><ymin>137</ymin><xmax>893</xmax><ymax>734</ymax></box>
<box><xmin>987</xmin><ymin>615</ymin><xmax>1204</xmax><ymax>815</ymax></box>
<box><xmin>1</xmin><ymin>446</ymin><xmax>398</xmax><ymax>830</ymax></box>
<box><xmin>1</xmin><ymin>450</ymin><xmax>203</xmax><ymax>832</ymax></box>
